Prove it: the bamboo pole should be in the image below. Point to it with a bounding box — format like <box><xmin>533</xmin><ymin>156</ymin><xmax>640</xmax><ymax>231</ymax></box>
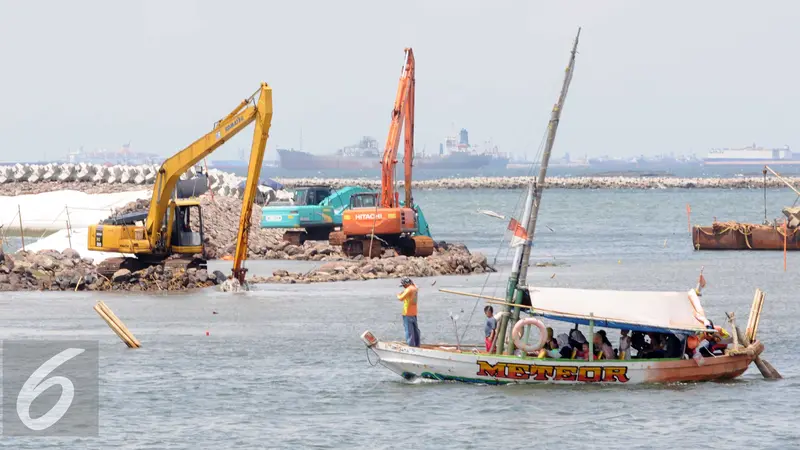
<box><xmin>94</xmin><ymin>301</ymin><xmax>140</xmax><ymax>348</ymax></box>
<box><xmin>438</xmin><ymin>288</ymin><xmax>506</xmax><ymax>303</ymax></box>
<box><xmin>66</xmin><ymin>220</ymin><xmax>72</xmax><ymax>249</ymax></box>
<box><xmin>94</xmin><ymin>305</ymin><xmax>137</xmax><ymax>348</ymax></box>
<box><xmin>686</xmin><ymin>204</ymin><xmax>691</xmax><ymax>232</ymax></box>
<box><xmin>588</xmin><ymin>313</ymin><xmax>594</xmax><ymax>361</ymax></box>
<box><xmin>17</xmin><ymin>205</ymin><xmax>24</xmax><ymax>252</ymax></box>
<box><xmin>784</xmin><ymin>222</ymin><xmax>788</xmax><ymax>271</ymax></box>
<box><xmin>726</xmin><ymin>312</ymin><xmax>780</xmax><ymax>379</ymax></box>
<box><xmin>98</xmin><ymin>301</ymin><xmax>141</xmax><ymax>347</ymax></box>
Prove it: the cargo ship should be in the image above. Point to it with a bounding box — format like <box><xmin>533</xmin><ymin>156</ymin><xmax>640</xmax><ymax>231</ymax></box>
<box><xmin>278</xmin><ymin>129</ymin><xmax>508</xmax><ymax>171</ymax></box>
<box><xmin>703</xmin><ymin>143</ymin><xmax>799</xmax><ymax>165</ymax></box>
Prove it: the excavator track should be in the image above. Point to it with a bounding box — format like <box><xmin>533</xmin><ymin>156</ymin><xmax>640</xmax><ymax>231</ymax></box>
<box><xmin>396</xmin><ymin>235</ymin><xmax>435</xmax><ymax>257</ymax></box>
<box><xmin>164</xmin><ymin>257</ymin><xmax>207</xmax><ymax>272</ymax></box>
<box><xmin>328</xmin><ymin>231</ymin><xmax>346</xmax><ymax>246</ymax></box>
<box><xmin>282</xmin><ymin>230</ymin><xmax>306</xmax><ymax>246</ymax></box>
<box><xmin>96</xmin><ymin>257</ymin><xmax>147</xmax><ymax>278</ymax></box>
<box><xmin>411</xmin><ymin>235</ymin><xmax>435</xmax><ymax>257</ymax></box>
<box><xmin>97</xmin><ymin>256</ymin><xmax>207</xmax><ymax>279</ymax></box>
<box><xmin>342</xmin><ymin>238</ymin><xmax>384</xmax><ymax>258</ymax></box>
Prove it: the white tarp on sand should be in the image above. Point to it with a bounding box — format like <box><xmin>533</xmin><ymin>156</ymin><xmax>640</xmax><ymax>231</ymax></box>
<box><xmin>522</xmin><ymin>285</ymin><xmax>712</xmax><ymax>333</ymax></box>
<box><xmin>0</xmin><ymin>189</ymin><xmax>150</xmax><ymax>231</ymax></box>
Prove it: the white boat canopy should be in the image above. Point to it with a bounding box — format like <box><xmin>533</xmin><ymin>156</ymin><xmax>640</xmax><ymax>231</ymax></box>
<box><xmin>521</xmin><ymin>285</ymin><xmax>715</xmax><ymax>334</ymax></box>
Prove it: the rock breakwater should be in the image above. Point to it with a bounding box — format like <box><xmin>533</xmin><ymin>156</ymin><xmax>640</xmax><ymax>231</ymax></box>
<box><xmin>1</xmin><ymin>163</ymin><xmax>796</xmax><ymax>193</ymax></box>
<box><xmin>252</xmin><ymin>242</ymin><xmax>494</xmax><ymax>284</ymax></box>
<box><xmin>0</xmin><ymin>248</ymin><xmax>227</xmax><ymax>292</ymax></box>
<box><xmin>275</xmin><ymin>175</ymin><xmax>799</xmax><ymax>190</ymax></box>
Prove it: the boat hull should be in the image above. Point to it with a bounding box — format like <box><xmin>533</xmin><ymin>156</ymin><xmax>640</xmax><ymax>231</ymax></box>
<box><xmin>277</xmin><ymin>148</ymin><xmax>497</xmax><ymax>171</ymax></box>
<box><xmin>366</xmin><ymin>338</ymin><xmax>762</xmax><ymax>385</ymax></box>
<box><xmin>693</xmin><ymin>223</ymin><xmax>800</xmax><ymax>250</ymax></box>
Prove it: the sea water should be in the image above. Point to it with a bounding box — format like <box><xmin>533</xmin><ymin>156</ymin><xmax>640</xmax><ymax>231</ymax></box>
<box><xmin>1</xmin><ymin>188</ymin><xmax>798</xmax><ymax>448</ymax></box>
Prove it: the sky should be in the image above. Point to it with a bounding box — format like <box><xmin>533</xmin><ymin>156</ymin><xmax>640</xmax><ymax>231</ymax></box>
<box><xmin>0</xmin><ymin>0</ymin><xmax>797</xmax><ymax>162</ymax></box>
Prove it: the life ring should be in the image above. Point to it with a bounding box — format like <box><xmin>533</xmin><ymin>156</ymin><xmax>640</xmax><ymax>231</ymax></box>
<box><xmin>512</xmin><ymin>317</ymin><xmax>548</xmax><ymax>354</ymax></box>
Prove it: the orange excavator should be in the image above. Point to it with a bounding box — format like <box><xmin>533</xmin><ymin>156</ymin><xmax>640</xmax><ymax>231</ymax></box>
<box><xmin>335</xmin><ymin>48</ymin><xmax>434</xmax><ymax>258</ymax></box>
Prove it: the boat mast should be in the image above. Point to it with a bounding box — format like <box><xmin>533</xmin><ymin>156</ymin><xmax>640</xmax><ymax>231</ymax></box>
<box><xmin>495</xmin><ymin>27</ymin><xmax>580</xmax><ymax>355</ymax></box>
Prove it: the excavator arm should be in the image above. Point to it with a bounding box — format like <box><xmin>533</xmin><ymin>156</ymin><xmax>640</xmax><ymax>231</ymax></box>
<box><xmin>380</xmin><ymin>48</ymin><xmax>415</xmax><ymax>209</ymax></box>
<box><xmin>403</xmin><ymin>50</ymin><xmax>415</xmax><ymax>210</ymax></box>
<box><xmin>145</xmin><ymin>83</ymin><xmax>273</xmax><ymax>252</ymax></box>
<box><xmin>231</xmin><ymin>86</ymin><xmax>273</xmax><ymax>283</ymax></box>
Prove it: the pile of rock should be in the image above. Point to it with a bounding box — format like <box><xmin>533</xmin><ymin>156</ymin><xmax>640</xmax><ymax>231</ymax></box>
<box><xmin>252</xmin><ymin>242</ymin><xmax>494</xmax><ymax>284</ymax></box>
<box><xmin>0</xmin><ymin>248</ymin><xmax>227</xmax><ymax>292</ymax></box>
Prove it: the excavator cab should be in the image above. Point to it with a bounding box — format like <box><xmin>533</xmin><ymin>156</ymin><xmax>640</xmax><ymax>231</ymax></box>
<box><xmin>169</xmin><ymin>200</ymin><xmax>205</xmax><ymax>254</ymax></box>
<box><xmin>293</xmin><ymin>186</ymin><xmax>333</xmax><ymax>206</ymax></box>
<box><xmin>349</xmin><ymin>192</ymin><xmax>379</xmax><ymax>209</ymax></box>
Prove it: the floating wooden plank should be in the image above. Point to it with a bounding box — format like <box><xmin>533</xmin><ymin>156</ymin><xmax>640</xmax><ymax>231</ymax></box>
<box><xmin>94</xmin><ymin>301</ymin><xmax>140</xmax><ymax>348</ymax></box>
<box><xmin>746</xmin><ymin>289</ymin><xmax>765</xmax><ymax>343</ymax></box>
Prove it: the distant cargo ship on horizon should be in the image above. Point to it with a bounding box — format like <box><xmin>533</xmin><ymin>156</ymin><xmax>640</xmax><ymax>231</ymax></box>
<box><xmin>703</xmin><ymin>143</ymin><xmax>800</xmax><ymax>165</ymax></box>
<box><xmin>277</xmin><ymin>129</ymin><xmax>509</xmax><ymax>171</ymax></box>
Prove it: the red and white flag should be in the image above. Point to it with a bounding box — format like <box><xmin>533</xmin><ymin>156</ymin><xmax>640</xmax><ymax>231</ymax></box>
<box><xmin>698</xmin><ymin>273</ymin><xmax>706</xmax><ymax>289</ymax></box>
<box><xmin>508</xmin><ymin>218</ymin><xmax>528</xmax><ymax>247</ymax></box>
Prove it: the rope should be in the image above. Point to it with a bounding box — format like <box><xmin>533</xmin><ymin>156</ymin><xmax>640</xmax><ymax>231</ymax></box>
<box><xmin>366</xmin><ymin>346</ymin><xmax>379</xmax><ymax>366</ymax></box>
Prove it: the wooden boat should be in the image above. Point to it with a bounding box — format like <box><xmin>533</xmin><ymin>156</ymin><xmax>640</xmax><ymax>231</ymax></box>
<box><xmin>693</xmin><ymin>166</ymin><xmax>800</xmax><ymax>250</ymax></box>
<box><xmin>361</xmin><ymin>286</ymin><xmax>766</xmax><ymax>385</ymax></box>
<box><xmin>361</xmin><ymin>28</ymin><xmax>776</xmax><ymax>385</ymax></box>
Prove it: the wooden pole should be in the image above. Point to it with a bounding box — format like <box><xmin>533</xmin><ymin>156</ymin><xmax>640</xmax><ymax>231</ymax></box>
<box><xmin>438</xmin><ymin>288</ymin><xmax>507</xmax><ymax>303</ymax></box>
<box><xmin>94</xmin><ymin>301</ymin><xmax>141</xmax><ymax>348</ymax></box>
<box><xmin>17</xmin><ymin>205</ymin><xmax>24</xmax><ymax>252</ymax></box>
<box><xmin>686</xmin><ymin>203</ymin><xmax>691</xmax><ymax>232</ymax></box>
<box><xmin>98</xmin><ymin>301</ymin><xmax>141</xmax><ymax>348</ymax></box>
<box><xmin>783</xmin><ymin>222</ymin><xmax>787</xmax><ymax>271</ymax></box>
<box><xmin>66</xmin><ymin>221</ymin><xmax>72</xmax><ymax>249</ymax></box>
<box><xmin>588</xmin><ymin>313</ymin><xmax>594</xmax><ymax>361</ymax></box>
<box><xmin>726</xmin><ymin>312</ymin><xmax>780</xmax><ymax>379</ymax></box>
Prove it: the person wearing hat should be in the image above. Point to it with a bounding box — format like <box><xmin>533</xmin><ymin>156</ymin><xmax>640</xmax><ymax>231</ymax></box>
<box><xmin>397</xmin><ymin>277</ymin><xmax>420</xmax><ymax>347</ymax></box>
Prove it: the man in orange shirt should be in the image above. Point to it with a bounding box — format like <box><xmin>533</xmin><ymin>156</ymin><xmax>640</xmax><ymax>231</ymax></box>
<box><xmin>397</xmin><ymin>277</ymin><xmax>420</xmax><ymax>347</ymax></box>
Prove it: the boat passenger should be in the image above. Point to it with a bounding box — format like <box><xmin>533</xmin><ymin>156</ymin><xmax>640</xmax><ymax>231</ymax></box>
<box><xmin>397</xmin><ymin>277</ymin><xmax>420</xmax><ymax>347</ymax></box>
<box><xmin>556</xmin><ymin>333</ymin><xmax>572</xmax><ymax>358</ymax></box>
<box><xmin>568</xmin><ymin>327</ymin><xmax>587</xmax><ymax>349</ymax></box>
<box><xmin>537</xmin><ymin>338</ymin><xmax>561</xmax><ymax>359</ymax></box>
<box><xmin>594</xmin><ymin>333</ymin><xmax>615</xmax><ymax>360</ymax></box>
<box><xmin>484</xmin><ymin>305</ymin><xmax>496</xmax><ymax>352</ymax></box>
<box><xmin>576</xmin><ymin>342</ymin><xmax>590</xmax><ymax>360</ymax></box>
<box><xmin>619</xmin><ymin>329</ymin><xmax>632</xmax><ymax>360</ymax></box>
<box><xmin>631</xmin><ymin>331</ymin><xmax>647</xmax><ymax>357</ymax></box>
<box><xmin>711</xmin><ymin>326</ymin><xmax>733</xmax><ymax>353</ymax></box>
<box><xmin>664</xmin><ymin>333</ymin><xmax>683</xmax><ymax>358</ymax></box>
<box><xmin>640</xmin><ymin>333</ymin><xmax>666</xmax><ymax>359</ymax></box>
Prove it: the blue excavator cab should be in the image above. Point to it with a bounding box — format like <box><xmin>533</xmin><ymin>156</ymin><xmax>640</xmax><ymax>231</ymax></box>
<box><xmin>260</xmin><ymin>185</ymin><xmax>372</xmax><ymax>244</ymax></box>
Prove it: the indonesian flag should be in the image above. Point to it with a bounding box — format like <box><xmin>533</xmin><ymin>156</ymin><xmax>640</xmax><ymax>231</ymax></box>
<box><xmin>508</xmin><ymin>218</ymin><xmax>528</xmax><ymax>247</ymax></box>
<box><xmin>698</xmin><ymin>273</ymin><xmax>706</xmax><ymax>289</ymax></box>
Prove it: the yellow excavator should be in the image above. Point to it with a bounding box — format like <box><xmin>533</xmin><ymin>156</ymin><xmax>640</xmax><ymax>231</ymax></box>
<box><xmin>88</xmin><ymin>83</ymin><xmax>273</xmax><ymax>283</ymax></box>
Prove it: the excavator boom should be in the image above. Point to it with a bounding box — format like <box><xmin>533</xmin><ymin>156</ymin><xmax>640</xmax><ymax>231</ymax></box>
<box><xmin>339</xmin><ymin>48</ymin><xmax>433</xmax><ymax>259</ymax></box>
<box><xmin>147</xmin><ymin>84</ymin><xmax>271</xmax><ymax>246</ymax></box>
<box><xmin>88</xmin><ymin>83</ymin><xmax>273</xmax><ymax>279</ymax></box>
<box><xmin>380</xmin><ymin>48</ymin><xmax>415</xmax><ymax>209</ymax></box>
